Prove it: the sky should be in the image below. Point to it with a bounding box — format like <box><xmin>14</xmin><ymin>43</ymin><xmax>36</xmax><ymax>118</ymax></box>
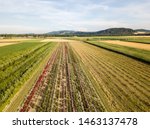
<box><xmin>0</xmin><ymin>0</ymin><xmax>150</xmax><ymax>34</ymax></box>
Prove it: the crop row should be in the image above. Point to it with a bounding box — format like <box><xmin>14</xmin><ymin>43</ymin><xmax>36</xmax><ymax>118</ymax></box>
<box><xmin>18</xmin><ymin>40</ymin><xmax>150</xmax><ymax>112</ymax></box>
<box><xmin>0</xmin><ymin>42</ymin><xmax>43</xmax><ymax>67</ymax></box>
<box><xmin>70</xmin><ymin>41</ymin><xmax>150</xmax><ymax>111</ymax></box>
<box><xmin>20</xmin><ymin>42</ymin><xmax>105</xmax><ymax>112</ymax></box>
<box><xmin>0</xmin><ymin>42</ymin><xmax>56</xmax><ymax>110</ymax></box>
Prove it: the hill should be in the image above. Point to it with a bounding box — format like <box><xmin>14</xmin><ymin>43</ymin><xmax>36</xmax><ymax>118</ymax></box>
<box><xmin>46</xmin><ymin>28</ymin><xmax>136</xmax><ymax>36</ymax></box>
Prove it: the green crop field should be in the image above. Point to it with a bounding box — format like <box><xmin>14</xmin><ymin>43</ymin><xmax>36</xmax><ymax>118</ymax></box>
<box><xmin>0</xmin><ymin>40</ymin><xmax>58</xmax><ymax>111</ymax></box>
<box><xmin>0</xmin><ymin>37</ymin><xmax>150</xmax><ymax>112</ymax></box>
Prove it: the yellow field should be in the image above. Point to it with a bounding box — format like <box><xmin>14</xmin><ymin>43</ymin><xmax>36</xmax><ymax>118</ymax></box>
<box><xmin>100</xmin><ymin>40</ymin><xmax>150</xmax><ymax>50</ymax></box>
<box><xmin>0</xmin><ymin>39</ymin><xmax>30</xmax><ymax>47</ymax></box>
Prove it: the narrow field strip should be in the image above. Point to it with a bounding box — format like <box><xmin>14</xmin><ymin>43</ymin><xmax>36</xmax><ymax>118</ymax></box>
<box><xmin>100</xmin><ymin>40</ymin><xmax>150</xmax><ymax>50</ymax></box>
<box><xmin>85</xmin><ymin>41</ymin><xmax>150</xmax><ymax>63</ymax></box>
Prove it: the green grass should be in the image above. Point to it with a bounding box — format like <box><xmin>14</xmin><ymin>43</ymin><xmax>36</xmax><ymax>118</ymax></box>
<box><xmin>85</xmin><ymin>41</ymin><xmax>150</xmax><ymax>63</ymax></box>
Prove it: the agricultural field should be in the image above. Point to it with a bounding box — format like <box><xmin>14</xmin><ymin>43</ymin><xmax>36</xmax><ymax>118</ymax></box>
<box><xmin>95</xmin><ymin>40</ymin><xmax>150</xmax><ymax>50</ymax></box>
<box><xmin>0</xmin><ymin>37</ymin><xmax>150</xmax><ymax>112</ymax></box>
<box><xmin>20</xmin><ymin>42</ymin><xmax>104</xmax><ymax>112</ymax></box>
<box><xmin>84</xmin><ymin>36</ymin><xmax>150</xmax><ymax>44</ymax></box>
<box><xmin>69</xmin><ymin>41</ymin><xmax>150</xmax><ymax>111</ymax></box>
<box><xmin>0</xmin><ymin>39</ymin><xmax>19</xmax><ymax>47</ymax></box>
<box><xmin>85</xmin><ymin>40</ymin><xmax>150</xmax><ymax>63</ymax></box>
<box><xmin>0</xmin><ymin>39</ymin><xmax>30</xmax><ymax>47</ymax></box>
<box><xmin>0</xmin><ymin>39</ymin><xmax>58</xmax><ymax>111</ymax></box>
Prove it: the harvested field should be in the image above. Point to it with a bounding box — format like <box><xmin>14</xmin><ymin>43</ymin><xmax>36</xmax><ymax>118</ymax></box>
<box><xmin>0</xmin><ymin>39</ymin><xmax>38</xmax><ymax>47</ymax></box>
<box><xmin>0</xmin><ymin>42</ymin><xmax>20</xmax><ymax>47</ymax></box>
<box><xmin>100</xmin><ymin>40</ymin><xmax>150</xmax><ymax>50</ymax></box>
<box><xmin>41</xmin><ymin>38</ymin><xmax>71</xmax><ymax>43</ymax></box>
<box><xmin>0</xmin><ymin>39</ymin><xmax>28</xmax><ymax>42</ymax></box>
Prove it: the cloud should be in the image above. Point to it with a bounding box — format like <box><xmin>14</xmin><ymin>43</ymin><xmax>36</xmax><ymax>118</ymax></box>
<box><xmin>0</xmin><ymin>0</ymin><xmax>149</xmax><ymax>33</ymax></box>
<box><xmin>0</xmin><ymin>24</ymin><xmax>47</xmax><ymax>34</ymax></box>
